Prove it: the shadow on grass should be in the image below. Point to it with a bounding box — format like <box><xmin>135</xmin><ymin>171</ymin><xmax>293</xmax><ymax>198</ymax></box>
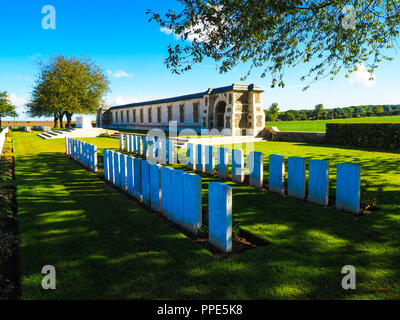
<box><xmin>14</xmin><ymin>148</ymin><xmax>400</xmax><ymax>300</ymax></box>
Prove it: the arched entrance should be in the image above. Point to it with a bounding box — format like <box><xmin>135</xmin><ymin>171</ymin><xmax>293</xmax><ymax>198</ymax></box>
<box><xmin>215</xmin><ymin>101</ymin><xmax>226</xmax><ymax>130</ymax></box>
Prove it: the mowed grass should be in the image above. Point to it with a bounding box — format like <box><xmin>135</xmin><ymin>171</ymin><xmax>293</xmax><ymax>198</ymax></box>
<box><xmin>13</xmin><ymin>132</ymin><xmax>400</xmax><ymax>299</ymax></box>
<box><xmin>265</xmin><ymin>115</ymin><xmax>400</xmax><ymax>132</ymax></box>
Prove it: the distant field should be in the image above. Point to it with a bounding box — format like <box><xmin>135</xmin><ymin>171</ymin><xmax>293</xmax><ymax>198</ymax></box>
<box><xmin>1</xmin><ymin>120</ymin><xmax>96</xmax><ymax>129</ymax></box>
<box><xmin>266</xmin><ymin>115</ymin><xmax>400</xmax><ymax>132</ymax></box>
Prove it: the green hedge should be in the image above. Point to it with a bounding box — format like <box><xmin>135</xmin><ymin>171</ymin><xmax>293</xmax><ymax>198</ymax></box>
<box><xmin>325</xmin><ymin>123</ymin><xmax>400</xmax><ymax>149</ymax></box>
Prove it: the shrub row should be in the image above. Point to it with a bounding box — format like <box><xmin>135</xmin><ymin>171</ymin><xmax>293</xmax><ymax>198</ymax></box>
<box><xmin>325</xmin><ymin>123</ymin><xmax>400</xmax><ymax>149</ymax></box>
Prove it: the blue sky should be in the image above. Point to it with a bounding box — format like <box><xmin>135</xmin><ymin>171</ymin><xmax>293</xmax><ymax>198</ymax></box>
<box><xmin>0</xmin><ymin>0</ymin><xmax>399</xmax><ymax>121</ymax></box>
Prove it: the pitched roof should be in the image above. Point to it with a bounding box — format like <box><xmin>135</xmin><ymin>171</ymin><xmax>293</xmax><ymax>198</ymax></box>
<box><xmin>108</xmin><ymin>83</ymin><xmax>263</xmax><ymax>110</ymax></box>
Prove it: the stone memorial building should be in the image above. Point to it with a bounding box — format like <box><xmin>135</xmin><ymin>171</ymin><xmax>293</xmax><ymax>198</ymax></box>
<box><xmin>97</xmin><ymin>83</ymin><xmax>265</xmax><ymax>136</ymax></box>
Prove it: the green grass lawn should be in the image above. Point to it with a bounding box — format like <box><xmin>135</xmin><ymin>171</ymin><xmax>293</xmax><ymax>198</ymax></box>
<box><xmin>266</xmin><ymin>115</ymin><xmax>400</xmax><ymax>132</ymax></box>
<box><xmin>13</xmin><ymin>132</ymin><xmax>400</xmax><ymax>299</ymax></box>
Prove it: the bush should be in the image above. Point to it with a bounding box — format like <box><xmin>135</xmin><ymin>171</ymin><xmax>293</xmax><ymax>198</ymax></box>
<box><xmin>325</xmin><ymin>123</ymin><xmax>400</xmax><ymax>149</ymax></box>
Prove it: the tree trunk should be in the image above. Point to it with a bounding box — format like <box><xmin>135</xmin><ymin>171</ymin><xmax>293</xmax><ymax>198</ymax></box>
<box><xmin>54</xmin><ymin>115</ymin><xmax>58</xmax><ymax>128</ymax></box>
<box><xmin>59</xmin><ymin>112</ymin><xmax>64</xmax><ymax>129</ymax></box>
<box><xmin>0</xmin><ymin>117</ymin><xmax>2</xmax><ymax>129</ymax></box>
<box><xmin>66</xmin><ymin>112</ymin><xmax>73</xmax><ymax>128</ymax></box>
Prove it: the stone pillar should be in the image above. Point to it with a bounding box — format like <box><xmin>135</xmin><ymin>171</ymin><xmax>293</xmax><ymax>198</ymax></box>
<box><xmin>231</xmin><ymin>149</ymin><xmax>244</xmax><ymax>183</ymax></box>
<box><xmin>103</xmin><ymin>149</ymin><xmax>109</xmax><ymax>181</ymax></box>
<box><xmin>171</xmin><ymin>169</ymin><xmax>185</xmax><ymax>224</ymax></box>
<box><xmin>126</xmin><ymin>156</ymin><xmax>134</xmax><ymax>195</ymax></box>
<box><xmin>133</xmin><ymin>158</ymin><xmax>142</xmax><ymax>201</ymax></box>
<box><xmin>150</xmin><ymin>163</ymin><xmax>162</xmax><ymax>212</ymax></box>
<box><xmin>183</xmin><ymin>173</ymin><xmax>202</xmax><ymax>234</ymax></box>
<box><xmin>204</xmin><ymin>145</ymin><xmax>215</xmax><ymax>175</ymax></box>
<box><xmin>269</xmin><ymin>154</ymin><xmax>285</xmax><ymax>194</ymax></box>
<box><xmin>249</xmin><ymin>151</ymin><xmax>263</xmax><ymax>188</ymax></box>
<box><xmin>119</xmin><ymin>153</ymin><xmax>127</xmax><ymax>191</ymax></box>
<box><xmin>336</xmin><ymin>163</ymin><xmax>360</xmax><ymax>214</ymax></box>
<box><xmin>161</xmin><ymin>166</ymin><xmax>174</xmax><ymax>219</ymax></box>
<box><xmin>288</xmin><ymin>157</ymin><xmax>306</xmax><ymax>200</ymax></box>
<box><xmin>208</xmin><ymin>182</ymin><xmax>232</xmax><ymax>253</ymax></box>
<box><xmin>308</xmin><ymin>160</ymin><xmax>329</xmax><ymax>206</ymax></box>
<box><xmin>196</xmin><ymin>144</ymin><xmax>205</xmax><ymax>173</ymax></box>
<box><xmin>141</xmin><ymin>160</ymin><xmax>151</xmax><ymax>206</ymax></box>
<box><xmin>217</xmin><ymin>147</ymin><xmax>228</xmax><ymax>179</ymax></box>
<box><xmin>187</xmin><ymin>143</ymin><xmax>196</xmax><ymax>170</ymax></box>
<box><xmin>113</xmin><ymin>152</ymin><xmax>120</xmax><ymax>186</ymax></box>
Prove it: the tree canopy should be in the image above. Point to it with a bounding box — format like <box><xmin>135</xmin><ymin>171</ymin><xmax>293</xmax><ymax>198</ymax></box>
<box><xmin>28</xmin><ymin>55</ymin><xmax>110</xmax><ymax>128</ymax></box>
<box><xmin>148</xmin><ymin>1</ymin><xmax>400</xmax><ymax>89</ymax></box>
<box><xmin>0</xmin><ymin>92</ymin><xmax>18</xmax><ymax>128</ymax></box>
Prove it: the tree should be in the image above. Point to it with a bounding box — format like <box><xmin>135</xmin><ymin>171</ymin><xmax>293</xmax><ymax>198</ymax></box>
<box><xmin>148</xmin><ymin>1</ymin><xmax>399</xmax><ymax>89</ymax></box>
<box><xmin>314</xmin><ymin>104</ymin><xmax>324</xmax><ymax>120</ymax></box>
<box><xmin>28</xmin><ymin>56</ymin><xmax>110</xmax><ymax>128</ymax></box>
<box><xmin>0</xmin><ymin>92</ymin><xmax>18</xmax><ymax>128</ymax></box>
<box><xmin>268</xmin><ymin>103</ymin><xmax>280</xmax><ymax>121</ymax></box>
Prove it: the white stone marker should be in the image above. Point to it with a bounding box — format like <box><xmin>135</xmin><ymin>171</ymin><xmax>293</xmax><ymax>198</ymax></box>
<box><xmin>141</xmin><ymin>160</ymin><xmax>151</xmax><ymax>206</ymax></box>
<box><xmin>119</xmin><ymin>134</ymin><xmax>124</xmax><ymax>150</ymax></box>
<box><xmin>161</xmin><ymin>166</ymin><xmax>174</xmax><ymax>219</ymax></box>
<box><xmin>217</xmin><ymin>147</ymin><xmax>229</xmax><ymax>179</ymax></box>
<box><xmin>208</xmin><ymin>182</ymin><xmax>232</xmax><ymax>253</ymax></box>
<box><xmin>150</xmin><ymin>163</ymin><xmax>162</xmax><ymax>212</ymax></box>
<box><xmin>308</xmin><ymin>160</ymin><xmax>329</xmax><ymax>206</ymax></box>
<box><xmin>103</xmin><ymin>149</ymin><xmax>109</xmax><ymax>181</ymax></box>
<box><xmin>171</xmin><ymin>169</ymin><xmax>185</xmax><ymax>224</ymax></box>
<box><xmin>288</xmin><ymin>157</ymin><xmax>306</xmax><ymax>200</ymax></box>
<box><xmin>269</xmin><ymin>154</ymin><xmax>285</xmax><ymax>194</ymax></box>
<box><xmin>113</xmin><ymin>152</ymin><xmax>120</xmax><ymax>186</ymax></box>
<box><xmin>183</xmin><ymin>173</ymin><xmax>202</xmax><ymax>234</ymax></box>
<box><xmin>126</xmin><ymin>156</ymin><xmax>135</xmax><ymax>195</ymax></box>
<box><xmin>249</xmin><ymin>151</ymin><xmax>263</xmax><ymax>188</ymax></box>
<box><xmin>336</xmin><ymin>163</ymin><xmax>361</xmax><ymax>214</ymax></box>
<box><xmin>187</xmin><ymin>143</ymin><xmax>196</xmax><ymax>170</ymax></box>
<box><xmin>231</xmin><ymin>149</ymin><xmax>244</xmax><ymax>183</ymax></box>
<box><xmin>133</xmin><ymin>158</ymin><xmax>142</xmax><ymax>201</ymax></box>
<box><xmin>119</xmin><ymin>153</ymin><xmax>127</xmax><ymax>191</ymax></box>
<box><xmin>204</xmin><ymin>145</ymin><xmax>215</xmax><ymax>175</ymax></box>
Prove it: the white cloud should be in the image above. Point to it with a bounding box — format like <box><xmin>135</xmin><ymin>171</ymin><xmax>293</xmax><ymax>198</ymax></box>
<box><xmin>16</xmin><ymin>75</ymin><xmax>31</xmax><ymax>81</ymax></box>
<box><xmin>349</xmin><ymin>64</ymin><xmax>376</xmax><ymax>88</ymax></box>
<box><xmin>9</xmin><ymin>94</ymin><xmax>28</xmax><ymax>107</ymax></box>
<box><xmin>107</xmin><ymin>69</ymin><xmax>133</xmax><ymax>78</ymax></box>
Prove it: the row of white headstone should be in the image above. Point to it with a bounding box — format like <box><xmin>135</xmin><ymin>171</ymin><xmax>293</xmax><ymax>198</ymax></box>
<box><xmin>103</xmin><ymin>148</ymin><xmax>233</xmax><ymax>252</ymax></box>
<box><xmin>19</xmin><ymin>126</ymin><xmax>31</xmax><ymax>132</ymax></box>
<box><xmin>120</xmin><ymin>134</ymin><xmax>176</xmax><ymax>164</ymax></box>
<box><xmin>186</xmin><ymin>143</ymin><xmax>361</xmax><ymax>214</ymax></box>
<box><xmin>65</xmin><ymin>137</ymin><xmax>98</xmax><ymax>172</ymax></box>
<box><xmin>33</xmin><ymin>126</ymin><xmax>51</xmax><ymax>132</ymax></box>
<box><xmin>120</xmin><ymin>133</ymin><xmax>361</xmax><ymax>214</ymax></box>
<box><xmin>0</xmin><ymin>127</ymin><xmax>10</xmax><ymax>157</ymax></box>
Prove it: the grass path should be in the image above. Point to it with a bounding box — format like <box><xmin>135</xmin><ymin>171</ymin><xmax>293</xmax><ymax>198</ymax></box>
<box><xmin>13</xmin><ymin>132</ymin><xmax>400</xmax><ymax>299</ymax></box>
